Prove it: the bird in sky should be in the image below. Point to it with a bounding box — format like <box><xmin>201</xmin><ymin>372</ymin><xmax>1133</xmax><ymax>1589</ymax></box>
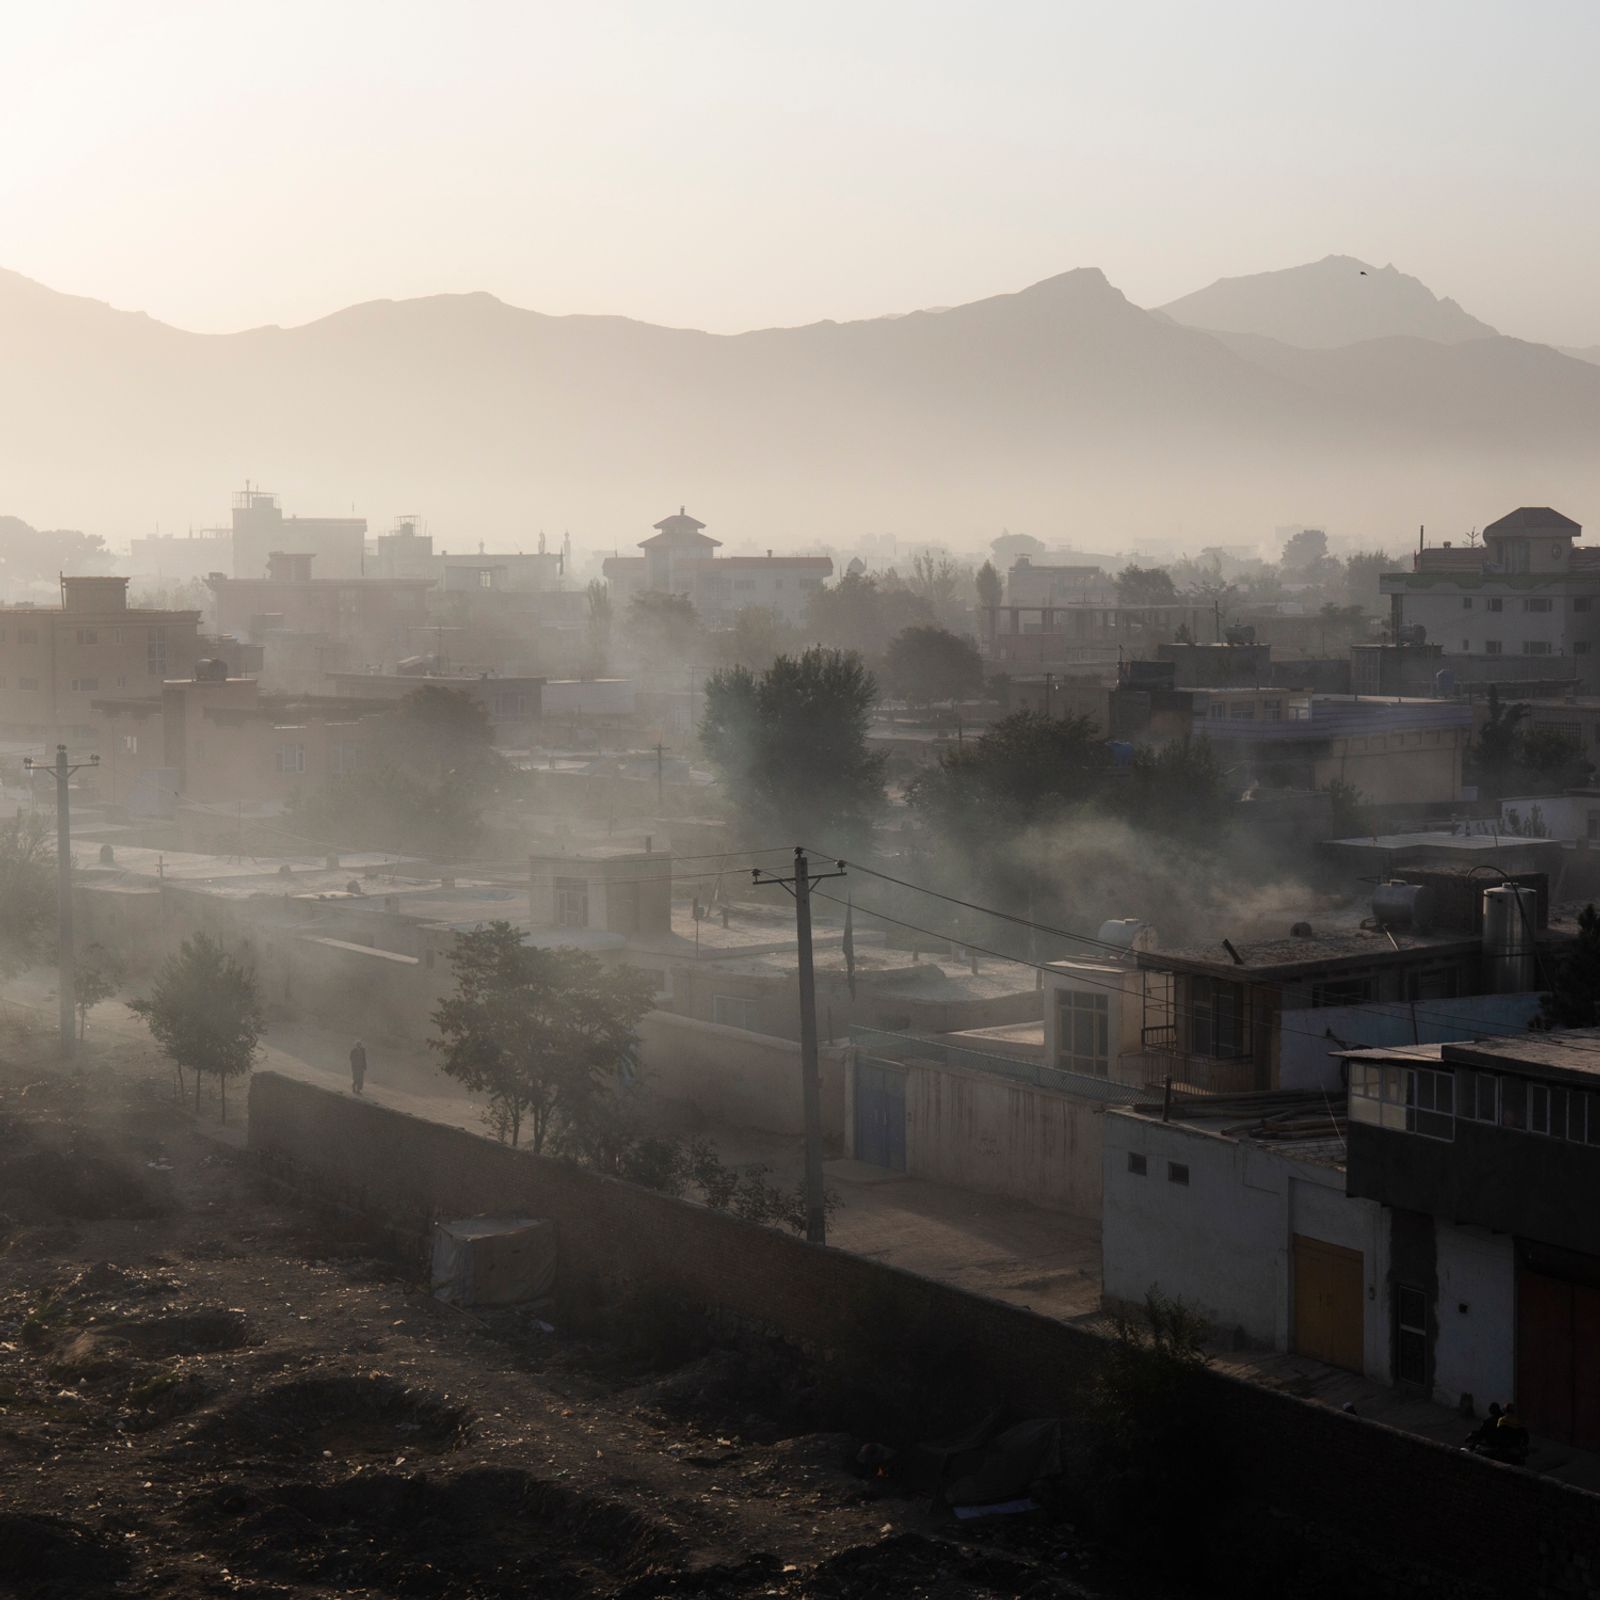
<box><xmin>1359</xmin><ymin>270</ymin><xmax>1368</xmax><ymax>276</ymax></box>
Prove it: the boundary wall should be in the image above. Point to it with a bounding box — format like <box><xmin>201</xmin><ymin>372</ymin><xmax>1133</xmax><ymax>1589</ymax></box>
<box><xmin>248</xmin><ymin>1071</ymin><xmax>1600</xmax><ymax>1600</ymax></box>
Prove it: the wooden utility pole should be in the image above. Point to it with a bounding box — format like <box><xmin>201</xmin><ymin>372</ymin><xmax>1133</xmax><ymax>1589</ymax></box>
<box><xmin>753</xmin><ymin>848</ymin><xmax>846</xmax><ymax>1244</ymax></box>
<box><xmin>25</xmin><ymin>745</ymin><xmax>98</xmax><ymax>1058</ymax></box>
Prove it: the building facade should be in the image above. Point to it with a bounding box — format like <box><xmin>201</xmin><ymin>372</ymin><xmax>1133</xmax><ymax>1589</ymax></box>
<box><xmin>231</xmin><ymin>485</ymin><xmax>367</xmax><ymax>580</ymax></box>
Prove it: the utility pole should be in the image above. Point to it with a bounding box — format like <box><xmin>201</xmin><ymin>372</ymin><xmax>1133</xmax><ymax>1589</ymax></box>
<box><xmin>24</xmin><ymin>746</ymin><xmax>98</xmax><ymax>1058</ymax></box>
<box><xmin>655</xmin><ymin>742</ymin><xmax>665</xmax><ymax>811</ymax></box>
<box><xmin>753</xmin><ymin>848</ymin><xmax>846</xmax><ymax>1244</ymax></box>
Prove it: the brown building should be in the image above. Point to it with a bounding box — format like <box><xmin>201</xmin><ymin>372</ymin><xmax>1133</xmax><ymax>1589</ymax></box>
<box><xmin>0</xmin><ymin>576</ymin><xmax>201</xmax><ymax>741</ymax></box>
<box><xmin>90</xmin><ymin>670</ymin><xmax>388</xmax><ymax>809</ymax></box>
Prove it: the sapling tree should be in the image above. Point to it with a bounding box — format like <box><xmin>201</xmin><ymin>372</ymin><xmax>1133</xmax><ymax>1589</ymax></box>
<box><xmin>131</xmin><ymin>934</ymin><xmax>264</xmax><ymax>1120</ymax></box>
<box><xmin>75</xmin><ymin>942</ymin><xmax>124</xmax><ymax>1039</ymax></box>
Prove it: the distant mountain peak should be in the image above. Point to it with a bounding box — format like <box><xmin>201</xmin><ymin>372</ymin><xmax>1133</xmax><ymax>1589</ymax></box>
<box><xmin>1158</xmin><ymin>256</ymin><xmax>1499</xmax><ymax>349</ymax></box>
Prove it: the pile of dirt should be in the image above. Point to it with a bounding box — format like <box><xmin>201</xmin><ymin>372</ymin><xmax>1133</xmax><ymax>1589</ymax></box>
<box><xmin>187</xmin><ymin>1372</ymin><xmax>472</xmax><ymax>1462</ymax></box>
<box><xmin>0</xmin><ymin>1131</ymin><xmax>163</xmax><ymax>1223</ymax></box>
<box><xmin>0</xmin><ymin>1511</ymin><xmax>132</xmax><ymax>1599</ymax></box>
<box><xmin>186</xmin><ymin>1467</ymin><xmax>680</xmax><ymax>1597</ymax></box>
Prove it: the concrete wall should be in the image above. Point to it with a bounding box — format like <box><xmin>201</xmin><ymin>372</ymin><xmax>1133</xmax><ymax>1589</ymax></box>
<box><xmin>247</xmin><ymin>1070</ymin><xmax>1600</xmax><ymax>1600</ymax></box>
<box><xmin>1277</xmin><ymin>993</ymin><xmax>1545</xmax><ymax>1091</ymax></box>
<box><xmin>635</xmin><ymin>1010</ymin><xmax>846</xmax><ymax>1142</ymax></box>
<box><xmin>1433</xmin><ymin>1223</ymin><xmax>1515</xmax><ymax>1413</ymax></box>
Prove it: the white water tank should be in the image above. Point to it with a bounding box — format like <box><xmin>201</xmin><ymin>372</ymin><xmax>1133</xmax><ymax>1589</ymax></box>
<box><xmin>1482</xmin><ymin>885</ymin><xmax>1538</xmax><ymax>993</ymax></box>
<box><xmin>1096</xmin><ymin>918</ymin><xmax>1157</xmax><ymax>953</ymax></box>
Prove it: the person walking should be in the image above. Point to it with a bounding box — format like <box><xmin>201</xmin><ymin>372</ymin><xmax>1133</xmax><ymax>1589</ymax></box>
<box><xmin>349</xmin><ymin>1039</ymin><xmax>368</xmax><ymax>1096</ymax></box>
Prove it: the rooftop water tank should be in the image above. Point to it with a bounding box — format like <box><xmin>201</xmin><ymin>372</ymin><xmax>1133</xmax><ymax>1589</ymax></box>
<box><xmin>1372</xmin><ymin>881</ymin><xmax>1433</xmax><ymax>933</ymax></box>
<box><xmin>1096</xmin><ymin>918</ymin><xmax>1157</xmax><ymax>953</ymax></box>
<box><xmin>1482</xmin><ymin>885</ymin><xmax>1539</xmax><ymax>993</ymax></box>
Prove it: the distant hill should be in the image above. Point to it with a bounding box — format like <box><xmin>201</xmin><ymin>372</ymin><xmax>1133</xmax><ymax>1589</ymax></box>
<box><xmin>1159</xmin><ymin>255</ymin><xmax>1500</xmax><ymax>349</ymax></box>
<box><xmin>1559</xmin><ymin>345</ymin><xmax>1600</xmax><ymax>367</ymax></box>
<box><xmin>3</xmin><ymin>261</ymin><xmax>1599</xmax><ymax>546</ymax></box>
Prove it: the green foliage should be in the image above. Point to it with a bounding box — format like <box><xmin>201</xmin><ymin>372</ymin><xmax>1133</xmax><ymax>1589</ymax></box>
<box><xmin>716</xmin><ymin>605</ymin><xmax>799</xmax><ymax>673</ymax></box>
<box><xmin>908</xmin><ymin>552</ymin><xmax>967</xmax><ymax>628</ymax></box>
<box><xmin>1322</xmin><ymin>778</ymin><xmax>1370</xmax><ymax>836</ymax></box>
<box><xmin>429</xmin><ymin>923</ymin><xmax>656</xmax><ymax>1152</ymax></box>
<box><xmin>291</xmin><ymin>685</ymin><xmax>510</xmax><ymax>855</ymax></box>
<box><xmin>1468</xmin><ymin>686</ymin><xmax>1528</xmax><ymax>801</ymax></box>
<box><xmin>0</xmin><ymin>518</ymin><xmax>110</xmax><ymax>584</ymax></box>
<box><xmin>882</xmin><ymin>625</ymin><xmax>984</xmax><ymax>707</ymax></box>
<box><xmin>1517</xmin><ymin>727</ymin><xmax>1594</xmax><ymax>790</ymax></box>
<box><xmin>1502</xmin><ymin>803</ymin><xmax>1549</xmax><ymax>839</ymax></box>
<box><xmin>0</xmin><ymin>814</ymin><xmax>55</xmax><ymax>976</ymax></box>
<box><xmin>806</xmin><ymin>571</ymin><xmax>934</xmax><ymax>657</ymax></box>
<box><xmin>1119</xmin><ymin>736</ymin><xmax>1232</xmax><ymax>840</ymax></box>
<box><xmin>1116</xmin><ymin>564</ymin><xmax>1177</xmax><ymax>607</ymax></box>
<box><xmin>974</xmin><ymin>560</ymin><xmax>1002</xmax><ymax>612</ymax></box>
<box><xmin>1343</xmin><ymin>549</ymin><xmax>1401</xmax><ymax>610</ymax></box>
<box><xmin>628</xmin><ymin>590</ymin><xmax>703</xmax><ymax>674</ymax></box>
<box><xmin>989</xmin><ymin>531</ymin><xmax>1043</xmax><ymax>562</ymax></box>
<box><xmin>700</xmin><ymin>648</ymin><xmax>885</xmax><ymax>847</ymax></box>
<box><xmin>75</xmin><ymin>943</ymin><xmax>124</xmax><ymax>1039</ymax></box>
<box><xmin>1539</xmin><ymin>903</ymin><xmax>1600</xmax><ymax>1029</ymax></box>
<box><xmin>130</xmin><ymin>934</ymin><xmax>263</xmax><ymax>1120</ymax></box>
<box><xmin>909</xmin><ymin>710</ymin><xmax>1110</xmax><ymax>842</ymax></box>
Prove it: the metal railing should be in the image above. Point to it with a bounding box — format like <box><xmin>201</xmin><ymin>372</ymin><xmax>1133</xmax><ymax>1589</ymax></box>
<box><xmin>849</xmin><ymin>1026</ymin><xmax>1143</xmax><ymax>1105</ymax></box>
<box><xmin>1119</xmin><ymin>1047</ymin><xmax>1262</xmax><ymax>1097</ymax></box>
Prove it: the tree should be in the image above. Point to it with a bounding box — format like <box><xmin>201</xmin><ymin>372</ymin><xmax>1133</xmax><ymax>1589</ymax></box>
<box><xmin>1539</xmin><ymin>904</ymin><xmax>1600</xmax><ymax>1028</ymax></box>
<box><xmin>0</xmin><ymin>518</ymin><xmax>110</xmax><ymax>585</ymax></box>
<box><xmin>807</xmin><ymin>571</ymin><xmax>934</xmax><ymax>657</ymax></box>
<box><xmin>1117</xmin><ymin>736</ymin><xmax>1233</xmax><ymax>840</ymax></box>
<box><xmin>75</xmin><ymin>943</ymin><xmax>124</xmax><ymax>1039</ymax></box>
<box><xmin>0</xmin><ymin>814</ymin><xmax>55</xmax><ymax>976</ymax></box>
<box><xmin>1470</xmin><ymin>687</ymin><xmax>1528</xmax><ymax>801</ymax></box>
<box><xmin>990</xmin><ymin>531</ymin><xmax>1044</xmax><ymax>563</ymax></box>
<box><xmin>1322</xmin><ymin>779</ymin><xmax>1370</xmax><ymax>837</ymax></box>
<box><xmin>883</xmin><ymin>625</ymin><xmax>984</xmax><ymax>707</ymax></box>
<box><xmin>1280</xmin><ymin>527</ymin><xmax>1330</xmax><ymax>576</ymax></box>
<box><xmin>909</xmin><ymin>710</ymin><xmax>1111</xmax><ymax>842</ymax></box>
<box><xmin>1116</xmin><ymin>564</ymin><xmax>1178</xmax><ymax>607</ymax></box>
<box><xmin>1343</xmin><ymin>550</ymin><xmax>1401</xmax><ymax>611</ymax></box>
<box><xmin>700</xmin><ymin>648</ymin><xmax>885</xmax><ymax>848</ymax></box>
<box><xmin>908</xmin><ymin>552</ymin><xmax>967</xmax><ymax>628</ymax></box>
<box><xmin>1518</xmin><ymin>727</ymin><xmax>1594</xmax><ymax>791</ymax></box>
<box><xmin>130</xmin><ymin>934</ymin><xmax>263</xmax><ymax>1120</ymax></box>
<box><xmin>584</xmin><ymin>579</ymin><xmax>613</xmax><ymax>676</ymax></box>
<box><xmin>628</xmin><ymin>590</ymin><xmax>702</xmax><ymax>675</ymax></box>
<box><xmin>974</xmin><ymin>560</ymin><xmax>1002</xmax><ymax>613</ymax></box>
<box><xmin>429</xmin><ymin>922</ymin><xmax>656</xmax><ymax>1151</ymax></box>
<box><xmin>716</xmin><ymin>605</ymin><xmax>798</xmax><ymax>673</ymax></box>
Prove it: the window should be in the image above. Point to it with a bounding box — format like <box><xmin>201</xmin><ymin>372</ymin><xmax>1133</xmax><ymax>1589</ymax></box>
<box><xmin>734</xmin><ymin>578</ymin><xmax>755</xmax><ymax>591</ymax></box>
<box><xmin>1485</xmin><ymin>641</ymin><xmax>1502</xmax><ymax>655</ymax></box>
<box><xmin>1230</xmin><ymin>704</ymin><xmax>1255</xmax><ymax>721</ymax></box>
<box><xmin>1577</xmin><ymin>642</ymin><xmax>1592</xmax><ymax>655</ymax></box>
<box><xmin>1567</xmin><ymin>1090</ymin><xmax>1600</xmax><ymax>1147</ymax></box>
<box><xmin>18</xmin><ymin>676</ymin><xmax>37</xmax><ymax>690</ymax></box>
<box><xmin>1501</xmin><ymin>1075</ymin><xmax>1526</xmax><ymax>1130</ymax></box>
<box><xmin>147</xmin><ymin>627</ymin><xmax>167</xmax><ymax>677</ymax></box>
<box><xmin>18</xmin><ymin>628</ymin><xmax>35</xmax><ymax>644</ymax></box>
<box><xmin>1405</xmin><ymin>1067</ymin><xmax>1454</xmax><ymax>1139</ymax></box>
<box><xmin>1485</xmin><ymin>597</ymin><xmax>1504</xmax><ymax>612</ymax></box>
<box><xmin>1395</xmin><ymin>1285</ymin><xmax>1428</xmax><ymax>1386</ymax></box>
<box><xmin>68</xmin><ymin>677</ymin><xmax>98</xmax><ymax>692</ymax></box>
<box><xmin>75</xmin><ymin>628</ymin><xmax>97</xmax><ymax>645</ymax></box>
<box><xmin>478</xmin><ymin>569</ymin><xmax>494</xmax><ymax>589</ymax></box>
<box><xmin>712</xmin><ymin>994</ymin><xmax>760</xmax><ymax>1031</ymax></box>
<box><xmin>555</xmin><ymin>876</ymin><xmax>589</xmax><ymax>928</ymax></box>
<box><xmin>1462</xmin><ymin>639</ymin><xmax>1471</xmax><ymax>652</ymax></box>
<box><xmin>1127</xmin><ymin>1152</ymin><xmax>1148</xmax><ymax>1176</ymax></box>
<box><xmin>1528</xmin><ymin>1082</ymin><xmax>1560</xmax><ymax>1137</ymax></box>
<box><xmin>108</xmin><ymin>627</ymin><xmax>123</xmax><ymax>645</ymax></box>
<box><xmin>331</xmin><ymin>741</ymin><xmax>360</xmax><ymax>776</ymax></box>
<box><xmin>1459</xmin><ymin>1069</ymin><xmax>1498</xmax><ymax>1124</ymax></box>
<box><xmin>494</xmin><ymin>692</ymin><xmax>528</xmax><ymax>715</ymax></box>
<box><xmin>121</xmin><ymin>735</ymin><xmax>138</xmax><ymax>755</ymax></box>
<box><xmin>1525</xmin><ymin>598</ymin><xmax>1553</xmax><ymax>613</ymax></box>
<box><xmin>1577</xmin><ymin>597</ymin><xmax>1593</xmax><ymax>613</ymax></box>
<box><xmin>1462</xmin><ymin>597</ymin><xmax>1474</xmax><ymax>610</ymax></box>
<box><xmin>275</xmin><ymin>743</ymin><xmax>305</xmax><ymax>774</ymax></box>
<box><xmin>1590</xmin><ymin>812</ymin><xmax>1600</xmax><ymax>843</ymax></box>
<box><xmin>1190</xmin><ymin>977</ymin><xmax>1245</xmax><ymax>1058</ymax></box>
<box><xmin>1167</xmin><ymin>1161</ymin><xmax>1190</xmax><ymax>1186</ymax></box>
<box><xmin>1055</xmin><ymin>989</ymin><xmax>1110</xmax><ymax>1076</ymax></box>
<box><xmin>0</xmin><ymin>627</ymin><xmax>6</xmax><ymax>641</ymax></box>
<box><xmin>1261</xmin><ymin>699</ymin><xmax>1282</xmax><ymax>720</ymax></box>
<box><xmin>1349</xmin><ymin>1063</ymin><xmax>1454</xmax><ymax>1139</ymax></box>
<box><xmin>116</xmin><ymin>674</ymin><xmax>127</xmax><ymax>688</ymax></box>
<box><xmin>1312</xmin><ymin>977</ymin><xmax>1372</xmax><ymax>1009</ymax></box>
<box><xmin>800</xmin><ymin>577</ymin><xmax>824</xmax><ymax>590</ymax></box>
<box><xmin>1523</xmin><ymin>641</ymin><xmax>1553</xmax><ymax>656</ymax></box>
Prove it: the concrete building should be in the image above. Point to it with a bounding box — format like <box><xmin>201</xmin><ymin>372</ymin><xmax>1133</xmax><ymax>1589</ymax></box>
<box><xmin>370</xmin><ymin>516</ymin><xmax>566</xmax><ymax>594</ymax></box>
<box><xmin>1003</xmin><ymin>557</ymin><xmax>1116</xmax><ymax>609</ymax></box>
<box><xmin>601</xmin><ymin>509</ymin><xmax>832</xmax><ymax>627</ymax></box>
<box><xmin>325</xmin><ymin>671</ymin><xmax>543</xmax><ymax>744</ymax></box>
<box><xmin>128</xmin><ymin>528</ymin><xmax>233</xmax><ymax>584</ymax></box>
<box><xmin>231</xmin><ymin>485</ymin><xmax>367</xmax><ymax>580</ymax></box>
<box><xmin>1381</xmin><ymin>507</ymin><xmax>1600</xmax><ymax>689</ymax></box>
<box><xmin>89</xmin><ymin>672</ymin><xmax>388</xmax><ymax>809</ymax></box>
<box><xmin>0</xmin><ymin>576</ymin><xmax>202</xmax><ymax>740</ymax></box>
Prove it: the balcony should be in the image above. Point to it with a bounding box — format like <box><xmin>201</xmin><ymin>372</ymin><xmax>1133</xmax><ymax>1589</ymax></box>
<box><xmin>1118</xmin><ymin>1044</ymin><xmax>1262</xmax><ymax>1097</ymax></box>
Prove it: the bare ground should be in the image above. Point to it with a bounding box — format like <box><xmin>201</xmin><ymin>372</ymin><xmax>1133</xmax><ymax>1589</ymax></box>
<box><xmin>0</xmin><ymin>1015</ymin><xmax>1160</xmax><ymax>1600</ymax></box>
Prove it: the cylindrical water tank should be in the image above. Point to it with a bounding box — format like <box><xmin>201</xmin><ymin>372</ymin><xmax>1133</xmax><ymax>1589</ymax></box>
<box><xmin>1482</xmin><ymin>885</ymin><xmax>1539</xmax><ymax>993</ymax></box>
<box><xmin>1097</xmin><ymin>918</ymin><xmax>1156</xmax><ymax>953</ymax></box>
<box><xmin>1372</xmin><ymin>881</ymin><xmax>1433</xmax><ymax>933</ymax></box>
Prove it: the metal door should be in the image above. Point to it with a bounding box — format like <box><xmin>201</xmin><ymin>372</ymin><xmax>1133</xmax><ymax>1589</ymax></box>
<box><xmin>854</xmin><ymin>1060</ymin><xmax>907</xmax><ymax>1172</ymax></box>
<box><xmin>1292</xmin><ymin>1235</ymin><xmax>1365</xmax><ymax>1374</ymax></box>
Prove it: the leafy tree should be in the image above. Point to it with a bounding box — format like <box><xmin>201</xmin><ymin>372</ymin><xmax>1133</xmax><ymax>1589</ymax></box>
<box><xmin>584</xmin><ymin>579</ymin><xmax>613</xmax><ymax>676</ymax></box>
<box><xmin>883</xmin><ymin>625</ymin><xmax>984</xmax><ymax>707</ymax></box>
<box><xmin>1343</xmin><ymin>549</ymin><xmax>1401</xmax><ymax>611</ymax></box>
<box><xmin>1539</xmin><ymin>904</ymin><xmax>1600</xmax><ymax>1028</ymax></box>
<box><xmin>1322</xmin><ymin>779</ymin><xmax>1370</xmax><ymax>837</ymax></box>
<box><xmin>1118</xmin><ymin>736</ymin><xmax>1232</xmax><ymax>840</ymax></box>
<box><xmin>1280</xmin><ymin>526</ymin><xmax>1330</xmax><ymax>576</ymax></box>
<box><xmin>1518</xmin><ymin>727</ymin><xmax>1594</xmax><ymax>791</ymax></box>
<box><xmin>700</xmin><ymin>648</ymin><xmax>885</xmax><ymax>848</ymax></box>
<box><xmin>1116</xmin><ymin>564</ymin><xmax>1178</xmax><ymax>607</ymax></box>
<box><xmin>974</xmin><ymin>560</ymin><xmax>1002</xmax><ymax>613</ymax></box>
<box><xmin>0</xmin><ymin>814</ymin><xmax>55</xmax><ymax>976</ymax></box>
<box><xmin>0</xmin><ymin>518</ymin><xmax>110</xmax><ymax>585</ymax></box>
<box><xmin>990</xmin><ymin>531</ymin><xmax>1044</xmax><ymax>563</ymax></box>
<box><xmin>716</xmin><ymin>605</ymin><xmax>798</xmax><ymax>673</ymax></box>
<box><xmin>429</xmin><ymin>922</ymin><xmax>656</xmax><ymax>1151</ymax></box>
<box><xmin>628</xmin><ymin>590</ymin><xmax>703</xmax><ymax>675</ymax></box>
<box><xmin>909</xmin><ymin>552</ymin><xmax>966</xmax><ymax>628</ymax></box>
<box><xmin>806</xmin><ymin>571</ymin><xmax>934</xmax><ymax>657</ymax></box>
<box><xmin>75</xmin><ymin>943</ymin><xmax>124</xmax><ymax>1039</ymax></box>
<box><xmin>130</xmin><ymin>934</ymin><xmax>263</xmax><ymax>1120</ymax></box>
<box><xmin>1470</xmin><ymin>687</ymin><xmax>1528</xmax><ymax>801</ymax></box>
<box><xmin>909</xmin><ymin>710</ymin><xmax>1110</xmax><ymax>842</ymax></box>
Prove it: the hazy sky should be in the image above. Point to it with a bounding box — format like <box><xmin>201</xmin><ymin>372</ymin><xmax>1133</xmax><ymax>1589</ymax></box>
<box><xmin>4</xmin><ymin>0</ymin><xmax>1598</xmax><ymax>344</ymax></box>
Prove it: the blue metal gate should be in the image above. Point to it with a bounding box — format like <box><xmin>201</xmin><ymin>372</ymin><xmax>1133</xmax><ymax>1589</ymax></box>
<box><xmin>854</xmin><ymin>1059</ymin><xmax>907</xmax><ymax>1171</ymax></box>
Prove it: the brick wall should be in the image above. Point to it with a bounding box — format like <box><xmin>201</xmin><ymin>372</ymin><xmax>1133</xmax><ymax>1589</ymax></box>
<box><xmin>248</xmin><ymin>1071</ymin><xmax>1600</xmax><ymax>1599</ymax></box>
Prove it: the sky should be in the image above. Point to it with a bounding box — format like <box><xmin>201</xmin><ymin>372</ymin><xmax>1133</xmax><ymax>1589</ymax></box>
<box><xmin>3</xmin><ymin>0</ymin><xmax>1598</xmax><ymax>345</ymax></box>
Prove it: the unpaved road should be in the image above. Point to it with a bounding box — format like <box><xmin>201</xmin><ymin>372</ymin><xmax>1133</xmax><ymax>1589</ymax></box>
<box><xmin>0</xmin><ymin>1014</ymin><xmax>1167</xmax><ymax>1599</ymax></box>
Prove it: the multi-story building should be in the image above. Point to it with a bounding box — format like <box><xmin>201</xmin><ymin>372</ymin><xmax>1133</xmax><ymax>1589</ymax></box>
<box><xmin>370</xmin><ymin>517</ymin><xmax>566</xmax><ymax>593</ymax></box>
<box><xmin>1382</xmin><ymin>507</ymin><xmax>1600</xmax><ymax>688</ymax></box>
<box><xmin>128</xmin><ymin>528</ymin><xmax>233</xmax><ymax>584</ymax></box>
<box><xmin>602</xmin><ymin>509</ymin><xmax>832</xmax><ymax>627</ymax></box>
<box><xmin>0</xmin><ymin>577</ymin><xmax>202</xmax><ymax>741</ymax></box>
<box><xmin>1003</xmin><ymin>557</ymin><xmax>1117</xmax><ymax>609</ymax></box>
<box><xmin>231</xmin><ymin>485</ymin><xmax>367</xmax><ymax>580</ymax></box>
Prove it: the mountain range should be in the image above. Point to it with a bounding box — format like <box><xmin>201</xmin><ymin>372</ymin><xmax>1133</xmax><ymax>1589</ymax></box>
<box><xmin>4</xmin><ymin>255</ymin><xmax>1600</xmax><ymax>549</ymax></box>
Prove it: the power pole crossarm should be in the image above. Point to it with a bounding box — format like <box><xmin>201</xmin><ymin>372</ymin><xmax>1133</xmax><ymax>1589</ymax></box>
<box><xmin>24</xmin><ymin>745</ymin><xmax>99</xmax><ymax>1059</ymax></box>
<box><xmin>753</xmin><ymin>847</ymin><xmax>846</xmax><ymax>1245</ymax></box>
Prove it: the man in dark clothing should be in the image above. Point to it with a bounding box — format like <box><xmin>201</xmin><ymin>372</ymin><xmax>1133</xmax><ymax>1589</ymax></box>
<box><xmin>350</xmin><ymin>1040</ymin><xmax>368</xmax><ymax>1096</ymax></box>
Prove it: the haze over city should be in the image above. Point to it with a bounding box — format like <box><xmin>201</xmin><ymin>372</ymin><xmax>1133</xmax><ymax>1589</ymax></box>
<box><xmin>2</xmin><ymin>5</ymin><xmax>1600</xmax><ymax>1597</ymax></box>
